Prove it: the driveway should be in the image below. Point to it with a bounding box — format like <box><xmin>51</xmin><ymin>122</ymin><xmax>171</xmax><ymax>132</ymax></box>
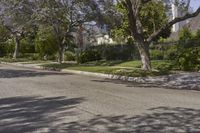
<box><xmin>0</xmin><ymin>64</ymin><xmax>200</xmax><ymax>133</ymax></box>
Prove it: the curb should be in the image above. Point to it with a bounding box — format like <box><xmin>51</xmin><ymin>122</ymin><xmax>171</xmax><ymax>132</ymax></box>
<box><xmin>1</xmin><ymin>61</ymin><xmax>199</xmax><ymax>90</ymax></box>
<box><xmin>61</xmin><ymin>69</ymin><xmax>148</xmax><ymax>82</ymax></box>
<box><xmin>0</xmin><ymin>61</ymin><xmax>150</xmax><ymax>83</ymax></box>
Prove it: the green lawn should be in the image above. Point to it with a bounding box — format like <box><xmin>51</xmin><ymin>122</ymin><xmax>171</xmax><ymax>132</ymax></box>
<box><xmin>0</xmin><ymin>58</ymin><xmax>50</xmax><ymax>64</ymax></box>
<box><xmin>0</xmin><ymin>58</ymin><xmax>30</xmax><ymax>63</ymax></box>
<box><xmin>0</xmin><ymin>57</ymin><xmax>172</xmax><ymax>77</ymax></box>
<box><xmin>42</xmin><ymin>60</ymin><xmax>172</xmax><ymax>77</ymax></box>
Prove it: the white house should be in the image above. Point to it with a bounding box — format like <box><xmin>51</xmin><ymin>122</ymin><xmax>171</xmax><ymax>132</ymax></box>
<box><xmin>74</xmin><ymin>21</ymin><xmax>116</xmax><ymax>49</ymax></box>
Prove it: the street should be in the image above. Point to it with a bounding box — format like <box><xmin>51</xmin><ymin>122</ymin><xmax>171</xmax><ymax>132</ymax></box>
<box><xmin>0</xmin><ymin>64</ymin><xmax>200</xmax><ymax>133</ymax></box>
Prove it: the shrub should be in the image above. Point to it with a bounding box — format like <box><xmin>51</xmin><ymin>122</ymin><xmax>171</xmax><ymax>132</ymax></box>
<box><xmin>173</xmin><ymin>27</ymin><xmax>200</xmax><ymax>71</ymax></box>
<box><xmin>19</xmin><ymin>53</ymin><xmax>41</xmax><ymax>60</ymax></box>
<box><xmin>163</xmin><ymin>45</ymin><xmax>177</xmax><ymax>60</ymax></box>
<box><xmin>150</xmin><ymin>50</ymin><xmax>164</xmax><ymax>60</ymax></box>
<box><xmin>179</xmin><ymin>27</ymin><xmax>193</xmax><ymax>41</ymax></box>
<box><xmin>195</xmin><ymin>29</ymin><xmax>200</xmax><ymax>39</ymax></box>
<box><xmin>87</xmin><ymin>43</ymin><xmax>139</xmax><ymax>61</ymax></box>
<box><xmin>20</xmin><ymin>39</ymin><xmax>35</xmax><ymax>54</ymax></box>
<box><xmin>153</xmin><ymin>62</ymin><xmax>173</xmax><ymax>71</ymax></box>
<box><xmin>64</xmin><ymin>51</ymin><xmax>75</xmax><ymax>61</ymax></box>
<box><xmin>176</xmin><ymin>47</ymin><xmax>200</xmax><ymax>71</ymax></box>
<box><xmin>35</xmin><ymin>27</ymin><xmax>58</xmax><ymax>58</ymax></box>
<box><xmin>44</xmin><ymin>55</ymin><xmax>56</xmax><ymax>60</ymax></box>
<box><xmin>0</xmin><ymin>40</ymin><xmax>15</xmax><ymax>57</ymax></box>
<box><xmin>77</xmin><ymin>49</ymin><xmax>101</xmax><ymax>63</ymax></box>
<box><xmin>105</xmin><ymin>44</ymin><xmax>139</xmax><ymax>60</ymax></box>
<box><xmin>178</xmin><ymin>27</ymin><xmax>194</xmax><ymax>48</ymax></box>
<box><xmin>30</xmin><ymin>53</ymin><xmax>41</xmax><ymax>60</ymax></box>
<box><xmin>0</xmin><ymin>43</ymin><xmax>8</xmax><ymax>56</ymax></box>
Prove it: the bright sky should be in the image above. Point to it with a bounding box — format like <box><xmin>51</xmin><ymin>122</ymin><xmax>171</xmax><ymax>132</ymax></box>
<box><xmin>190</xmin><ymin>0</ymin><xmax>200</xmax><ymax>11</ymax></box>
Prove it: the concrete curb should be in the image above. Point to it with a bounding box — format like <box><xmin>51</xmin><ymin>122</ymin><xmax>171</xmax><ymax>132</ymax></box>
<box><xmin>0</xmin><ymin>61</ymin><xmax>150</xmax><ymax>83</ymax></box>
<box><xmin>61</xmin><ymin>69</ymin><xmax>149</xmax><ymax>82</ymax></box>
<box><xmin>1</xmin><ymin>61</ymin><xmax>199</xmax><ymax>90</ymax></box>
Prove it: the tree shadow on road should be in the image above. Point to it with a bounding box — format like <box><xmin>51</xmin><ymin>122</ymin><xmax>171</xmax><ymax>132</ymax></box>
<box><xmin>91</xmin><ymin>77</ymin><xmax>200</xmax><ymax>91</ymax></box>
<box><xmin>59</xmin><ymin>106</ymin><xmax>200</xmax><ymax>133</ymax></box>
<box><xmin>0</xmin><ymin>96</ymin><xmax>84</xmax><ymax>133</ymax></box>
<box><xmin>0</xmin><ymin>69</ymin><xmax>71</xmax><ymax>78</ymax></box>
<box><xmin>0</xmin><ymin>96</ymin><xmax>200</xmax><ymax>132</ymax></box>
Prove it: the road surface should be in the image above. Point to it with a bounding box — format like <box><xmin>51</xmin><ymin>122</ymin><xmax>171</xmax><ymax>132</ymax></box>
<box><xmin>0</xmin><ymin>64</ymin><xmax>200</xmax><ymax>133</ymax></box>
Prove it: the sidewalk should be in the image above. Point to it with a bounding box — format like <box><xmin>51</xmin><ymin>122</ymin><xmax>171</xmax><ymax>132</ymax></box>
<box><xmin>1</xmin><ymin>61</ymin><xmax>200</xmax><ymax>90</ymax></box>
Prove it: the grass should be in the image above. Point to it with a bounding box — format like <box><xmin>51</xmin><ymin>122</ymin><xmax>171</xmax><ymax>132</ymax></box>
<box><xmin>82</xmin><ymin>60</ymin><xmax>172</xmax><ymax>68</ymax></box>
<box><xmin>0</xmin><ymin>57</ymin><xmax>172</xmax><ymax>77</ymax></box>
<box><xmin>21</xmin><ymin>61</ymin><xmax>51</xmax><ymax>64</ymax></box>
<box><xmin>42</xmin><ymin>60</ymin><xmax>172</xmax><ymax>77</ymax></box>
<box><xmin>67</xmin><ymin>67</ymin><xmax>169</xmax><ymax>77</ymax></box>
<box><xmin>0</xmin><ymin>57</ymin><xmax>51</xmax><ymax>64</ymax></box>
<box><xmin>0</xmin><ymin>57</ymin><xmax>30</xmax><ymax>63</ymax></box>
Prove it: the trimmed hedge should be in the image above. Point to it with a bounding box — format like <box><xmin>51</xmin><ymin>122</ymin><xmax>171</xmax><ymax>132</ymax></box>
<box><xmin>75</xmin><ymin>43</ymin><xmax>139</xmax><ymax>63</ymax></box>
<box><xmin>77</xmin><ymin>49</ymin><xmax>101</xmax><ymax>63</ymax></box>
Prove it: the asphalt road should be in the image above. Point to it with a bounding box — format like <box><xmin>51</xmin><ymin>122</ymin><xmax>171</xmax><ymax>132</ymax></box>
<box><xmin>0</xmin><ymin>64</ymin><xmax>200</xmax><ymax>133</ymax></box>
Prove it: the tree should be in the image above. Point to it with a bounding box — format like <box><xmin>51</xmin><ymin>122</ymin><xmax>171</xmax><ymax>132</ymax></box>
<box><xmin>0</xmin><ymin>0</ymin><xmax>35</xmax><ymax>59</ymax></box>
<box><xmin>111</xmin><ymin>1</ymin><xmax>171</xmax><ymax>43</ymax></box>
<box><xmin>34</xmin><ymin>0</ymin><xmax>98</xmax><ymax>63</ymax></box>
<box><xmin>0</xmin><ymin>24</ymin><xmax>10</xmax><ymax>43</ymax></box>
<box><xmin>111</xmin><ymin>3</ymin><xmax>130</xmax><ymax>43</ymax></box>
<box><xmin>119</xmin><ymin>0</ymin><xmax>200</xmax><ymax>70</ymax></box>
<box><xmin>35</xmin><ymin>26</ymin><xmax>58</xmax><ymax>59</ymax></box>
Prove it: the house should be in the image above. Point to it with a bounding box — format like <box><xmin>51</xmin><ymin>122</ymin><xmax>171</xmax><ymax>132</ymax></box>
<box><xmin>74</xmin><ymin>21</ymin><xmax>115</xmax><ymax>49</ymax></box>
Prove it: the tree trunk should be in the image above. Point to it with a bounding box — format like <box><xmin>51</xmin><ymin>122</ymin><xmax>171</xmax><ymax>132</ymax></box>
<box><xmin>58</xmin><ymin>44</ymin><xmax>64</xmax><ymax>64</ymax></box>
<box><xmin>62</xmin><ymin>46</ymin><xmax>65</xmax><ymax>62</ymax></box>
<box><xmin>13</xmin><ymin>37</ymin><xmax>20</xmax><ymax>59</ymax></box>
<box><xmin>137</xmin><ymin>41</ymin><xmax>151</xmax><ymax>71</ymax></box>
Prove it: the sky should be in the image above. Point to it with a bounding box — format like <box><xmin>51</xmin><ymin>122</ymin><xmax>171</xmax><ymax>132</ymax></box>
<box><xmin>190</xmin><ymin>0</ymin><xmax>200</xmax><ymax>11</ymax></box>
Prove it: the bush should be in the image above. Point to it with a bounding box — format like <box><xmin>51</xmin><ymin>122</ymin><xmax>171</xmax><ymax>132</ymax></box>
<box><xmin>179</xmin><ymin>27</ymin><xmax>193</xmax><ymax>41</ymax></box>
<box><xmin>176</xmin><ymin>47</ymin><xmax>200</xmax><ymax>71</ymax></box>
<box><xmin>0</xmin><ymin>44</ymin><xmax>8</xmax><ymax>57</ymax></box>
<box><xmin>194</xmin><ymin>29</ymin><xmax>200</xmax><ymax>39</ymax></box>
<box><xmin>35</xmin><ymin>27</ymin><xmax>58</xmax><ymax>58</ymax></box>
<box><xmin>164</xmin><ymin>45</ymin><xmax>177</xmax><ymax>60</ymax></box>
<box><xmin>20</xmin><ymin>39</ymin><xmax>35</xmax><ymax>54</ymax></box>
<box><xmin>0</xmin><ymin>40</ymin><xmax>15</xmax><ymax>57</ymax></box>
<box><xmin>104</xmin><ymin>45</ymin><xmax>132</xmax><ymax>60</ymax></box>
<box><xmin>178</xmin><ymin>27</ymin><xmax>195</xmax><ymax>48</ymax></box>
<box><xmin>153</xmin><ymin>62</ymin><xmax>173</xmax><ymax>71</ymax></box>
<box><xmin>150</xmin><ymin>50</ymin><xmax>164</xmax><ymax>60</ymax></box>
<box><xmin>19</xmin><ymin>53</ymin><xmax>41</xmax><ymax>60</ymax></box>
<box><xmin>64</xmin><ymin>51</ymin><xmax>75</xmax><ymax>61</ymax></box>
<box><xmin>173</xmin><ymin>28</ymin><xmax>200</xmax><ymax>71</ymax></box>
<box><xmin>46</xmin><ymin>55</ymin><xmax>56</xmax><ymax>60</ymax></box>
<box><xmin>30</xmin><ymin>53</ymin><xmax>41</xmax><ymax>60</ymax></box>
<box><xmin>77</xmin><ymin>49</ymin><xmax>101</xmax><ymax>63</ymax></box>
<box><xmin>87</xmin><ymin>43</ymin><xmax>139</xmax><ymax>61</ymax></box>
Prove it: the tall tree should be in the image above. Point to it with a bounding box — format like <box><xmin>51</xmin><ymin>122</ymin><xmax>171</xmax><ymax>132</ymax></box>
<box><xmin>34</xmin><ymin>0</ymin><xmax>97</xmax><ymax>63</ymax></box>
<box><xmin>0</xmin><ymin>0</ymin><xmax>35</xmax><ymax>59</ymax></box>
<box><xmin>111</xmin><ymin>1</ymin><xmax>171</xmax><ymax>43</ymax></box>
<box><xmin>119</xmin><ymin>0</ymin><xmax>200</xmax><ymax>70</ymax></box>
<box><xmin>0</xmin><ymin>24</ymin><xmax>10</xmax><ymax>43</ymax></box>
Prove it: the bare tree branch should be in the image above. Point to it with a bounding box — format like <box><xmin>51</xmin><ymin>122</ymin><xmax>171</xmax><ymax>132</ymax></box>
<box><xmin>147</xmin><ymin>7</ymin><xmax>200</xmax><ymax>43</ymax></box>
